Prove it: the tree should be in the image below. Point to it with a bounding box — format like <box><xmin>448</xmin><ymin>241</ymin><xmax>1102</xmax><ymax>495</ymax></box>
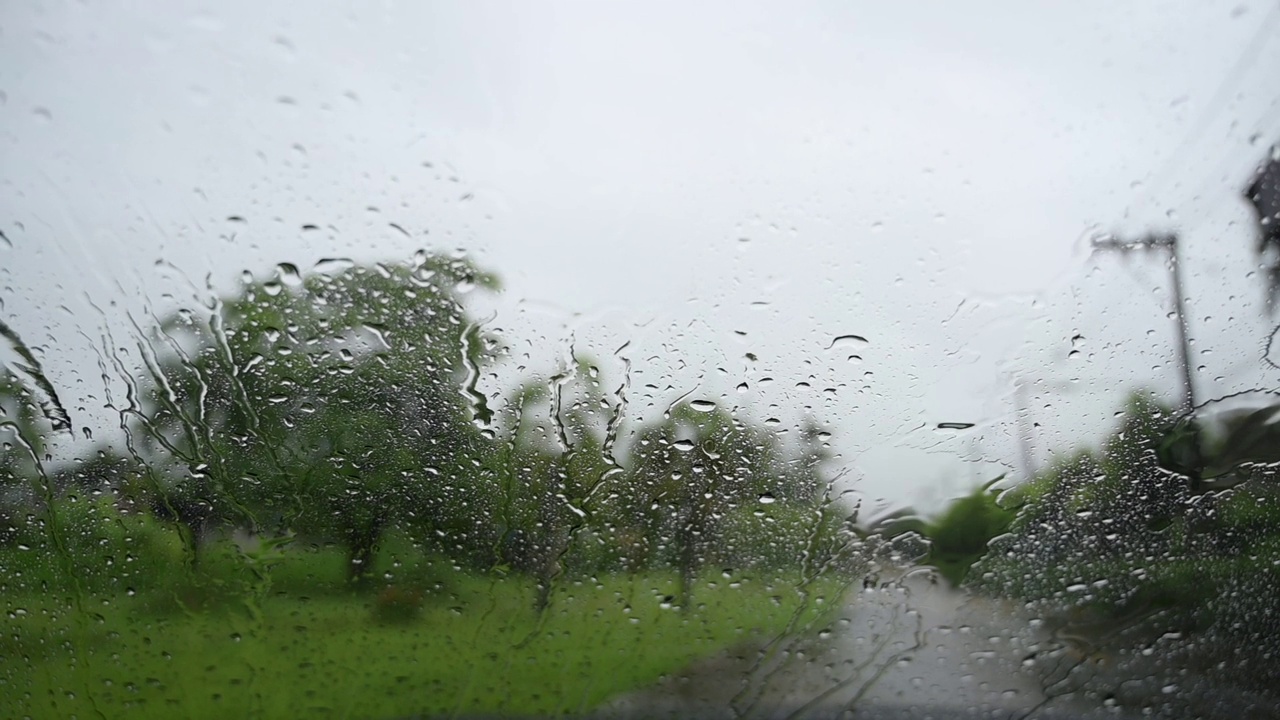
<box><xmin>923</xmin><ymin>481</ymin><xmax>1015</xmax><ymax>586</ymax></box>
<box><xmin>481</xmin><ymin>358</ymin><xmax>621</xmax><ymax>610</ymax></box>
<box><xmin>125</xmin><ymin>255</ymin><xmax>499</xmax><ymax>584</ymax></box>
<box><xmin>624</xmin><ymin>402</ymin><xmax>815</xmax><ymax>609</ymax></box>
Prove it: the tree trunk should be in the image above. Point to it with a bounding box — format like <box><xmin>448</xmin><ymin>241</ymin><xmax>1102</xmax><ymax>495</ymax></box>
<box><xmin>533</xmin><ymin>545</ymin><xmax>562</xmax><ymax>613</ymax></box>
<box><xmin>534</xmin><ymin>575</ymin><xmax>553</xmax><ymax>614</ymax></box>
<box><xmin>345</xmin><ymin>525</ymin><xmax>381</xmax><ymax>588</ymax></box>
<box><xmin>186</xmin><ymin>519</ymin><xmax>202</xmax><ymax>570</ymax></box>
<box><xmin>676</xmin><ymin>519</ymin><xmax>699</xmax><ymax>612</ymax></box>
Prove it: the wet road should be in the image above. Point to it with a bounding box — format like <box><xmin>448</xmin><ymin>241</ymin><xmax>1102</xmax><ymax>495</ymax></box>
<box><xmin>594</xmin><ymin>572</ymin><xmax>1127</xmax><ymax>719</ymax></box>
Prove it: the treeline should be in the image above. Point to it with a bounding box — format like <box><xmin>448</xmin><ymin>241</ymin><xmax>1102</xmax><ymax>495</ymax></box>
<box><xmin>976</xmin><ymin>393</ymin><xmax>1280</xmax><ymax>622</ymax></box>
<box><xmin>0</xmin><ymin>253</ymin><xmax>859</xmax><ymax>610</ymax></box>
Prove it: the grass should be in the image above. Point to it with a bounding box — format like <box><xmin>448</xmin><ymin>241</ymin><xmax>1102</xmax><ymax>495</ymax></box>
<box><xmin>1</xmin><ymin>541</ymin><xmax>839</xmax><ymax>719</ymax></box>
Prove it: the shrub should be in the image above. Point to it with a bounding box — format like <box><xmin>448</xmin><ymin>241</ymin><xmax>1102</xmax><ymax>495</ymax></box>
<box><xmin>0</xmin><ymin>494</ymin><xmax>187</xmax><ymax>596</ymax></box>
<box><xmin>372</xmin><ymin>584</ymin><xmax>425</xmax><ymax>624</ymax></box>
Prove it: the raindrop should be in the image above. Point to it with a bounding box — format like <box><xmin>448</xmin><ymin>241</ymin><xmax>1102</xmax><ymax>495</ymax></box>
<box><xmin>936</xmin><ymin>422</ymin><xmax>975</xmax><ymax>431</ymax></box>
<box><xmin>272</xmin><ymin>35</ymin><xmax>296</xmax><ymax>60</ymax></box>
<box><xmin>758</xmin><ymin>493</ymin><xmax>777</xmax><ymax>504</ymax></box>
<box><xmin>276</xmin><ymin>263</ymin><xmax>302</xmax><ymax>287</ymax></box>
<box><xmin>672</xmin><ymin>439</ymin><xmax>696</xmax><ymax>452</ymax></box>
<box><xmin>826</xmin><ymin>334</ymin><xmax>869</xmax><ymax>350</ymax></box>
<box><xmin>313</xmin><ymin>257</ymin><xmax>354</xmax><ymax>275</ymax></box>
<box><xmin>188</xmin><ymin>85</ymin><xmax>211</xmax><ymax>106</ymax></box>
<box><xmin>459</xmin><ymin>319</ymin><xmax>492</xmax><ymax>428</ymax></box>
<box><xmin>689</xmin><ymin>399</ymin><xmax>716</xmax><ymax>412</ymax></box>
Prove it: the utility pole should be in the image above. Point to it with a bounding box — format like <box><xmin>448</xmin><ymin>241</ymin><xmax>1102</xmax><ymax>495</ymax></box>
<box><xmin>1090</xmin><ymin>232</ymin><xmax>1196</xmax><ymax>410</ymax></box>
<box><xmin>1013</xmin><ymin>378</ymin><xmax>1036</xmax><ymax>481</ymax></box>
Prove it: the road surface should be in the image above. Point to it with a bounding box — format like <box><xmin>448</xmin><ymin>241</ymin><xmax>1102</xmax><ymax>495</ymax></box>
<box><xmin>593</xmin><ymin>570</ymin><xmax>1129</xmax><ymax>719</ymax></box>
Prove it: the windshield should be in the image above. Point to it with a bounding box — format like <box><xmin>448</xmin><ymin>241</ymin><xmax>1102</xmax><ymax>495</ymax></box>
<box><xmin>3</xmin><ymin>2</ymin><xmax>1280</xmax><ymax>718</ymax></box>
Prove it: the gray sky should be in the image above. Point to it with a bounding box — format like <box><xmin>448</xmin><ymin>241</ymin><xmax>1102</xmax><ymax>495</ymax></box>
<box><xmin>3</xmin><ymin>1</ymin><xmax>1280</xmax><ymax>511</ymax></box>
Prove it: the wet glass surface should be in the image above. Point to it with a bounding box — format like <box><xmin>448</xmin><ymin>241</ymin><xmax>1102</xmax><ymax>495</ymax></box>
<box><xmin>3</xmin><ymin>2</ymin><xmax>1280</xmax><ymax>718</ymax></box>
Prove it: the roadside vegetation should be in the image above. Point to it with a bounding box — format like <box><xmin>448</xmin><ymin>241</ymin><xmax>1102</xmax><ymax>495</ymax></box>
<box><xmin>0</xmin><ymin>255</ymin><xmax>856</xmax><ymax>718</ymax></box>
<box><xmin>3</xmin><ymin>525</ymin><xmax>837</xmax><ymax>719</ymax></box>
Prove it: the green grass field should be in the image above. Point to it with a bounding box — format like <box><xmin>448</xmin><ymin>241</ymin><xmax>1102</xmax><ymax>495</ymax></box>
<box><xmin>1</xmin><ymin>540</ymin><xmax>838</xmax><ymax>719</ymax></box>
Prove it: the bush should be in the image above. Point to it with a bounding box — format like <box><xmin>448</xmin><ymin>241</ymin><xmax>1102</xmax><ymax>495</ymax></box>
<box><xmin>925</xmin><ymin>486</ymin><xmax>1015</xmax><ymax>586</ymax></box>
<box><xmin>0</xmin><ymin>494</ymin><xmax>187</xmax><ymax>597</ymax></box>
<box><xmin>372</xmin><ymin>584</ymin><xmax>425</xmax><ymax>624</ymax></box>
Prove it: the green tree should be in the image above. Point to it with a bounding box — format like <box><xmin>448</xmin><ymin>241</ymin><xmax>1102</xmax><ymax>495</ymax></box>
<box><xmin>482</xmin><ymin>359</ymin><xmax>621</xmax><ymax>610</ymax></box>
<box><xmin>624</xmin><ymin>402</ymin><xmax>814</xmax><ymax>609</ymax></box>
<box><xmin>126</xmin><ymin>255</ymin><xmax>498</xmax><ymax>584</ymax></box>
<box><xmin>923</xmin><ymin>481</ymin><xmax>1015</xmax><ymax>586</ymax></box>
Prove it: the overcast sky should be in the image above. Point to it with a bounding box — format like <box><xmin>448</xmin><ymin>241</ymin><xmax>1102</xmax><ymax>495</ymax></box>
<box><xmin>3</xmin><ymin>1</ymin><xmax>1280</xmax><ymax>511</ymax></box>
